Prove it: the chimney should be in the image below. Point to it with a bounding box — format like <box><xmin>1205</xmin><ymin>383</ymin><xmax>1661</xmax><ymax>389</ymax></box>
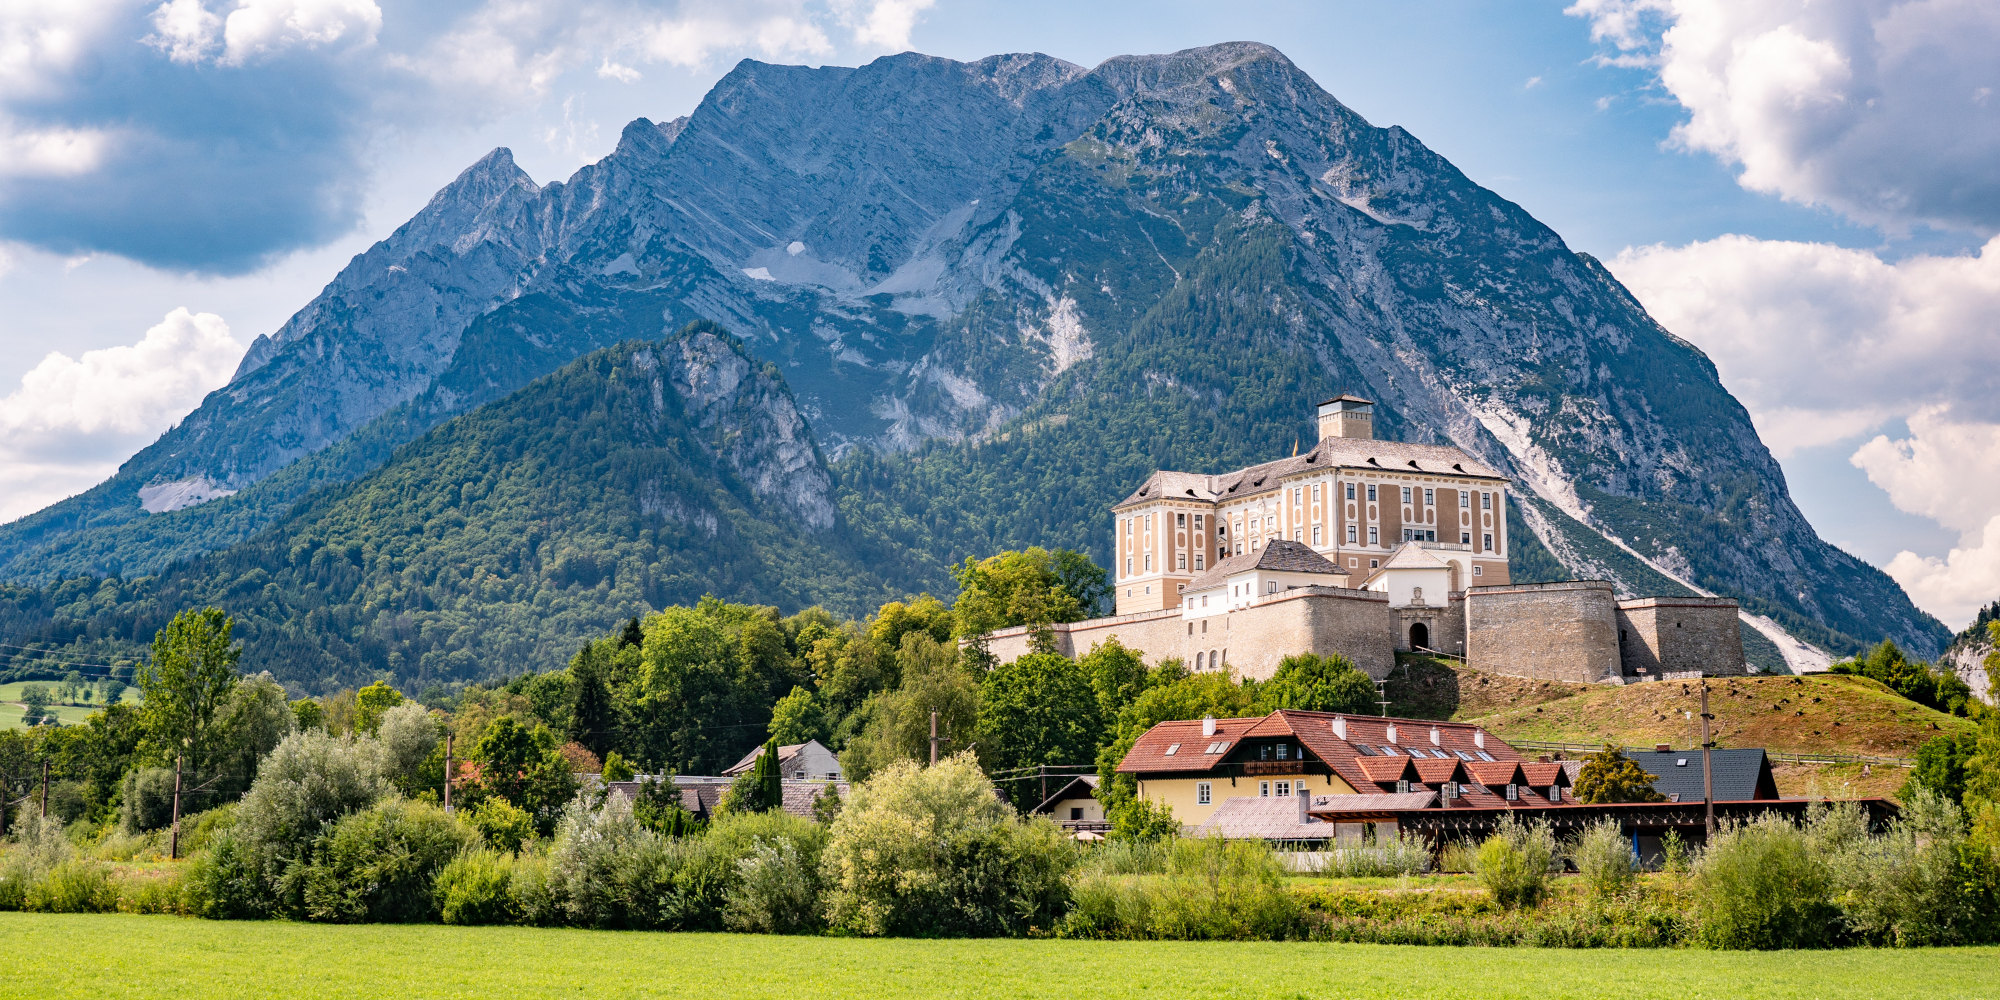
<box><xmin>1298</xmin><ymin>785</ymin><xmax>1312</xmax><ymax>825</ymax></box>
<box><xmin>1202</xmin><ymin>716</ymin><xmax>1217</xmax><ymax>737</ymax></box>
<box><xmin>1655</xmin><ymin>743</ymin><xmax>1671</xmax><ymax>752</ymax></box>
<box><xmin>1316</xmin><ymin>395</ymin><xmax>1374</xmax><ymax>441</ymax></box>
<box><xmin>1386</xmin><ymin>723</ymin><xmax>1399</xmax><ymax>744</ymax></box>
<box><xmin>1473</xmin><ymin>731</ymin><xmax>1486</xmax><ymax>749</ymax></box>
<box><xmin>1429</xmin><ymin>726</ymin><xmax>1442</xmax><ymax>746</ymax></box>
<box><xmin>1330</xmin><ymin>716</ymin><xmax>1347</xmax><ymax>739</ymax></box>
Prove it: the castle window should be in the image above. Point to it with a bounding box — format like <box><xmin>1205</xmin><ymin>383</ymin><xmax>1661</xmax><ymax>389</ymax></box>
<box><xmin>1313</xmin><ymin>526</ymin><xmax>1322</xmax><ymax>545</ymax></box>
<box><xmin>1124</xmin><ymin>557</ymin><xmax>1131</xmax><ymax>576</ymax></box>
<box><xmin>1482</xmin><ymin>493</ymin><xmax>1492</xmax><ymax>510</ymax></box>
<box><xmin>1368</xmin><ymin>527</ymin><xmax>1378</xmax><ymax>545</ymax></box>
<box><xmin>1460</xmin><ymin>491</ymin><xmax>1469</xmax><ymax>508</ymax></box>
<box><xmin>1177</xmin><ymin>554</ymin><xmax>1186</xmax><ymax>570</ymax></box>
<box><xmin>1370</xmin><ymin>559</ymin><xmax>1380</xmax><ymax>569</ymax></box>
<box><xmin>1195</xmin><ymin>554</ymin><xmax>1204</xmax><ymax>570</ymax></box>
<box><xmin>1194</xmin><ymin>514</ymin><xmax>1204</xmax><ymax>531</ymax></box>
<box><xmin>1347</xmin><ymin>525</ymin><xmax>1357</xmax><ymax>544</ymax></box>
<box><xmin>1144</xmin><ymin>554</ymin><xmax>1152</xmax><ymax>571</ymax></box>
<box><xmin>1473</xmin><ymin>565</ymin><xmax>1483</xmax><ymax>577</ymax></box>
<box><xmin>1462</xmin><ymin>533</ymin><xmax>1471</xmax><ymax>544</ymax></box>
<box><xmin>1177</xmin><ymin>512</ymin><xmax>1186</xmax><ymax>526</ymax></box>
<box><xmin>1401</xmin><ymin>486</ymin><xmax>1412</xmax><ymax>504</ymax></box>
<box><xmin>1195</xmin><ymin>651</ymin><xmax>1204</xmax><ymax>669</ymax></box>
<box><xmin>1424</xmin><ymin>488</ymin><xmax>1434</xmax><ymax>506</ymax></box>
<box><xmin>1346</xmin><ymin>483</ymin><xmax>1356</xmax><ymax>501</ymax></box>
<box><xmin>1294</xmin><ymin>529</ymin><xmax>1303</xmax><ymax>541</ymax></box>
<box><xmin>1483</xmin><ymin>533</ymin><xmax>1493</xmax><ymax>550</ymax></box>
<box><xmin>1367</xmin><ymin>485</ymin><xmax>1377</xmax><ymax>502</ymax></box>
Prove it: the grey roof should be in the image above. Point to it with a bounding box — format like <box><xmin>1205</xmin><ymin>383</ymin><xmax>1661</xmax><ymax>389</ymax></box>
<box><xmin>1183</xmin><ymin>539</ymin><xmax>1347</xmax><ymax>593</ymax></box>
<box><xmin>721</xmin><ymin>739</ymin><xmax>843</xmax><ymax>779</ymax></box>
<box><xmin>1307</xmin><ymin>791</ymin><xmax>1440</xmax><ymax>814</ymax></box>
<box><xmin>1620</xmin><ymin>749</ymin><xmax>1778</xmax><ymax>802</ymax></box>
<box><xmin>1119</xmin><ymin>437</ymin><xmax>1506</xmax><ymax>508</ymax></box>
<box><xmin>1195</xmin><ymin>795</ymin><xmax>1335</xmax><ymax>841</ymax></box>
<box><xmin>605</xmin><ymin>775</ymin><xmax>849</xmax><ymax>820</ymax></box>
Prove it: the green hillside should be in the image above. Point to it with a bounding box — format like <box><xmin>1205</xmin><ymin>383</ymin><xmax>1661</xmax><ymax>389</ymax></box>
<box><xmin>0</xmin><ymin>327</ymin><xmax>919</xmax><ymax>694</ymax></box>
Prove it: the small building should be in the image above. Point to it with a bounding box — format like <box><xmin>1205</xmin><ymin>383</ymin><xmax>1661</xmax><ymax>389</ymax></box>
<box><xmin>1615</xmin><ymin>746</ymin><xmax>1780</xmax><ymax>803</ymax></box>
<box><xmin>605</xmin><ymin>773</ymin><xmax>848</xmax><ymax>822</ymax></box>
<box><xmin>1028</xmin><ymin>775</ymin><xmax>1107</xmax><ymax>836</ymax></box>
<box><xmin>721</xmin><ymin>739</ymin><xmax>844</xmax><ymax>781</ymax></box>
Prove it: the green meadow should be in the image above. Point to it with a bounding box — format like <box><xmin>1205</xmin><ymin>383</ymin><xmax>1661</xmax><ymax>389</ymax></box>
<box><xmin>0</xmin><ymin>913</ymin><xmax>1991</xmax><ymax>1000</ymax></box>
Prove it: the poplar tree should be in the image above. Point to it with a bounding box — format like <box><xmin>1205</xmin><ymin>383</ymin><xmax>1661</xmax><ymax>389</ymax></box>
<box><xmin>137</xmin><ymin>607</ymin><xmax>241</xmax><ymax>776</ymax></box>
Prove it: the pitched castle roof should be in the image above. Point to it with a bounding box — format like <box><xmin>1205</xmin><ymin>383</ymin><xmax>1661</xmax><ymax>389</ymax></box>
<box><xmin>1182</xmin><ymin>539</ymin><xmax>1347</xmax><ymax>594</ymax></box>
<box><xmin>1117</xmin><ymin>437</ymin><xmax>1506</xmax><ymax>508</ymax></box>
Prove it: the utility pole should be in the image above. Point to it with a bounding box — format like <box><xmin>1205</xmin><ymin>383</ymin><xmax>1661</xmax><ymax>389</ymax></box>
<box><xmin>1699</xmin><ymin>678</ymin><xmax>1716</xmax><ymax>843</ymax></box>
<box><xmin>169</xmin><ymin>752</ymin><xmax>184</xmax><ymax>861</ymax></box>
<box><xmin>929</xmin><ymin>711</ymin><xmax>939</xmax><ymax>766</ymax></box>
<box><xmin>1375</xmin><ymin>680</ymin><xmax>1391</xmax><ymax>717</ymax></box>
<box><xmin>39</xmin><ymin>760</ymin><xmax>49</xmax><ymax>819</ymax></box>
<box><xmin>443</xmin><ymin>734</ymin><xmax>454</xmax><ymax>815</ymax></box>
<box><xmin>1040</xmin><ymin>765</ymin><xmax>1048</xmax><ymax>806</ymax></box>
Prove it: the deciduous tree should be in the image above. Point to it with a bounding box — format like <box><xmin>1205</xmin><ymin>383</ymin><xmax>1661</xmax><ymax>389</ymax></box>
<box><xmin>1574</xmin><ymin>745</ymin><xmax>1668</xmax><ymax>804</ymax></box>
<box><xmin>138</xmin><ymin>607</ymin><xmax>242</xmax><ymax>776</ymax></box>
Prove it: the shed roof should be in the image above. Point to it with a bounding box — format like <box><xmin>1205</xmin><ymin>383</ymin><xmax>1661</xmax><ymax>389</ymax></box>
<box><xmin>1183</xmin><ymin>540</ymin><xmax>1347</xmax><ymax>593</ymax></box>
<box><xmin>1194</xmin><ymin>796</ymin><xmax>1332</xmax><ymax>841</ymax></box>
<box><xmin>1619</xmin><ymin>749</ymin><xmax>1779</xmax><ymax>802</ymax></box>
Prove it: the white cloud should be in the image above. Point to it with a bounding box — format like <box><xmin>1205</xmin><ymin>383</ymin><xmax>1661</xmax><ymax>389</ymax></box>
<box><xmin>1568</xmin><ymin>0</ymin><xmax>2000</xmax><ymax>234</ymax></box>
<box><xmin>0</xmin><ymin>307</ymin><xmax>243</xmax><ymax>522</ymax></box>
<box><xmin>0</xmin><ymin>117</ymin><xmax>109</xmax><ymax>178</ymax></box>
<box><xmin>0</xmin><ymin>0</ymin><xmax>124</xmax><ymax>94</ymax></box>
<box><xmin>837</xmin><ymin>0</ymin><xmax>935</xmax><ymax>50</ymax></box>
<box><xmin>221</xmin><ymin>0</ymin><xmax>382</xmax><ymax>64</ymax></box>
<box><xmin>1611</xmin><ymin>235</ymin><xmax>2000</xmax><ymax>456</ymax></box>
<box><xmin>1850</xmin><ymin>409</ymin><xmax>2000</xmax><ymax>627</ymax></box>
<box><xmin>145</xmin><ymin>0</ymin><xmax>222</xmax><ymax>64</ymax></box>
<box><xmin>596</xmin><ymin>58</ymin><xmax>639</xmax><ymax>83</ymax></box>
<box><xmin>1883</xmin><ymin>515</ymin><xmax>2000</xmax><ymax>631</ymax></box>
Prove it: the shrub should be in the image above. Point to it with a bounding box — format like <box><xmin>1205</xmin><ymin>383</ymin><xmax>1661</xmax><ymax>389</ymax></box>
<box><xmin>182</xmin><ymin>832</ymin><xmax>268</xmax><ymax>919</ymax></box>
<box><xmin>1320</xmin><ymin>833</ymin><xmax>1430</xmax><ymax>877</ymax></box>
<box><xmin>120</xmin><ymin>767</ymin><xmax>179</xmax><ymax>833</ymax></box>
<box><xmin>1062</xmin><ymin>835</ymin><xmax>1300</xmax><ymax>940</ymax></box>
<box><xmin>723</xmin><ymin>838</ymin><xmax>822</xmax><ymax>934</ymax></box>
<box><xmin>1476</xmin><ymin>814</ymin><xmax>1555</xmax><ymax>910</ymax></box>
<box><xmin>286</xmin><ymin>798</ymin><xmax>476</xmax><ymax>923</ymax></box>
<box><xmin>113</xmin><ymin>866</ymin><xmax>188</xmax><ymax>915</ymax></box>
<box><xmin>0</xmin><ymin>812</ymin><xmax>75</xmax><ymax>909</ymax></box>
<box><xmin>822</xmin><ymin>753</ymin><xmax>1076</xmax><ymax>937</ymax></box>
<box><xmin>377</xmin><ymin>702</ymin><xmax>440</xmax><ymax>794</ymax></box>
<box><xmin>507</xmin><ymin>851</ymin><xmax>557</xmax><ymax>926</ymax></box>
<box><xmin>1830</xmin><ymin>790</ymin><xmax>2000</xmax><ymax>946</ymax></box>
<box><xmin>1436</xmin><ymin>839</ymin><xmax>1480</xmax><ymax>874</ymax></box>
<box><xmin>469</xmin><ymin>797</ymin><xmax>534</xmax><ymax>854</ymax></box>
<box><xmin>235</xmin><ymin>730</ymin><xmax>387</xmax><ymax>850</ymax></box>
<box><xmin>1572</xmin><ymin>819</ymin><xmax>1638</xmax><ymax>900</ymax></box>
<box><xmin>1692</xmin><ymin>815</ymin><xmax>1839</xmax><ymax>949</ymax></box>
<box><xmin>23</xmin><ymin>859</ymin><xmax>116</xmax><ymax>913</ymax></box>
<box><xmin>179</xmin><ymin>804</ymin><xmax>238</xmax><ymax>857</ymax></box>
<box><xmin>437</xmin><ymin>849</ymin><xmax>520</xmax><ymax>925</ymax></box>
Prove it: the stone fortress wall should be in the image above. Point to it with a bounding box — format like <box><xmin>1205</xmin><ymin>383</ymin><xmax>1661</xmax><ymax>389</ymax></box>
<box><xmin>986</xmin><ymin>582</ymin><xmax>1748</xmax><ymax>685</ymax></box>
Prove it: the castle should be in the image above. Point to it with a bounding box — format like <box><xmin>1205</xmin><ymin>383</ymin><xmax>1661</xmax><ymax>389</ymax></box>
<box><xmin>985</xmin><ymin>397</ymin><xmax>1747</xmax><ymax>683</ymax></box>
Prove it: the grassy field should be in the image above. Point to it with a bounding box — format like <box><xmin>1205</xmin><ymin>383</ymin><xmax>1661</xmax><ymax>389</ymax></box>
<box><xmin>0</xmin><ymin>679</ymin><xmax>137</xmax><ymax>731</ymax></box>
<box><xmin>1465</xmin><ymin>673</ymin><xmax>1972</xmax><ymax>758</ymax></box>
<box><xmin>0</xmin><ymin>913</ymin><xmax>1991</xmax><ymax>1000</ymax></box>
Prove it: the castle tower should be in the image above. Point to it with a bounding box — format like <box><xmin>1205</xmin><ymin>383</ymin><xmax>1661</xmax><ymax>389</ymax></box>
<box><xmin>1317</xmin><ymin>395</ymin><xmax>1373</xmax><ymax>441</ymax></box>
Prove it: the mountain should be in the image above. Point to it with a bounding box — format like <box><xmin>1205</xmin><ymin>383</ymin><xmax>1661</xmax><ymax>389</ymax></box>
<box><xmin>0</xmin><ymin>42</ymin><xmax>1949</xmax><ymax>684</ymax></box>
<box><xmin>1942</xmin><ymin>602</ymin><xmax>1998</xmax><ymax>704</ymax></box>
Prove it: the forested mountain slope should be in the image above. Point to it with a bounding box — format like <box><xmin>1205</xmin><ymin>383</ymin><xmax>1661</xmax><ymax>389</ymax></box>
<box><xmin>1</xmin><ymin>327</ymin><xmax>911</xmax><ymax>693</ymax></box>
<box><xmin>0</xmin><ymin>42</ymin><xmax>1946</xmax><ymax>673</ymax></box>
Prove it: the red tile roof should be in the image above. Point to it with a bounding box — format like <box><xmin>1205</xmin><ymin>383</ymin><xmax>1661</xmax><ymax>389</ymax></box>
<box><xmin>1520</xmin><ymin>762</ymin><xmax>1568</xmax><ymax>787</ymax></box>
<box><xmin>1468</xmin><ymin>760</ymin><xmax>1527</xmax><ymax>786</ymax></box>
<box><xmin>1117</xmin><ymin>710</ymin><xmax>1522</xmax><ymax>801</ymax></box>
<box><xmin>1355</xmin><ymin>756</ymin><xmax>1417</xmax><ymax>783</ymax></box>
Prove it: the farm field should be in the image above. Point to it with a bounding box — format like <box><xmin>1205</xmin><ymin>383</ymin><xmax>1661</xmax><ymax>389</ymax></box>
<box><xmin>0</xmin><ymin>913</ymin><xmax>1993</xmax><ymax>1000</ymax></box>
<box><xmin>0</xmin><ymin>679</ymin><xmax>137</xmax><ymax>731</ymax></box>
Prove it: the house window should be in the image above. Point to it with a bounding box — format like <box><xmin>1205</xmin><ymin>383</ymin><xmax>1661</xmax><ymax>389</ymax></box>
<box><xmin>1482</xmin><ymin>492</ymin><xmax>1492</xmax><ymax>510</ymax></box>
<box><xmin>1505</xmin><ymin>784</ymin><xmax>1519</xmax><ymax>801</ymax></box>
<box><xmin>1396</xmin><ymin>779</ymin><xmax>1410</xmax><ymax>794</ymax></box>
<box><xmin>1347</xmin><ymin>525</ymin><xmax>1358</xmax><ymax>543</ymax></box>
<box><xmin>1547</xmin><ymin>786</ymin><xmax>1561</xmax><ymax>802</ymax></box>
<box><xmin>1368</xmin><ymin>527</ymin><xmax>1378</xmax><ymax>545</ymax></box>
<box><xmin>1259</xmin><ymin>781</ymin><xmax>1271</xmax><ymax>797</ymax></box>
<box><xmin>1070</xmin><ymin>807</ymin><xmax>1084</xmax><ymax>820</ymax></box>
<box><xmin>1275</xmin><ymin>780</ymin><xmax>1292</xmax><ymax>798</ymax></box>
<box><xmin>1197</xmin><ymin>782</ymin><xmax>1211</xmax><ymax>805</ymax></box>
<box><xmin>1275</xmin><ymin>744</ymin><xmax>1289</xmax><ymax>760</ymax></box>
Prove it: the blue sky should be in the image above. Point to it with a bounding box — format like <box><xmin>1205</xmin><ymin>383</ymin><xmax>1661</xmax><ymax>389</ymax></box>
<box><xmin>1</xmin><ymin>0</ymin><xmax>1996</xmax><ymax>627</ymax></box>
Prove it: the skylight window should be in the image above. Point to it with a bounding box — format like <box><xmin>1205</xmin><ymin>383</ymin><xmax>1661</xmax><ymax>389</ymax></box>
<box><xmin>1475</xmin><ymin>751</ymin><xmax>1495</xmax><ymax>762</ymax></box>
<box><xmin>1379</xmin><ymin>746</ymin><xmax>1399</xmax><ymax>756</ymax></box>
<box><xmin>1204</xmin><ymin>741</ymin><xmax>1231</xmax><ymax>754</ymax></box>
<box><xmin>1354</xmin><ymin>744</ymin><xmax>1377</xmax><ymax>756</ymax></box>
<box><xmin>1453</xmin><ymin>750</ymin><xmax>1473</xmax><ymax>761</ymax></box>
<box><xmin>1164</xmin><ymin>743</ymin><xmax>1180</xmax><ymax>756</ymax></box>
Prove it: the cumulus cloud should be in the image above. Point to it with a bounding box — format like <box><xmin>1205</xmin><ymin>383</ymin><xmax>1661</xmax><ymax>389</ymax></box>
<box><xmin>1855</xmin><ymin>410</ymin><xmax>2000</xmax><ymax>627</ymax></box>
<box><xmin>0</xmin><ymin>0</ymin><xmax>939</xmax><ymax>271</ymax></box>
<box><xmin>1568</xmin><ymin>0</ymin><xmax>2000</xmax><ymax>234</ymax></box>
<box><xmin>1611</xmin><ymin>235</ymin><xmax>2000</xmax><ymax>455</ymax></box>
<box><xmin>0</xmin><ymin>307</ymin><xmax>243</xmax><ymax>522</ymax></box>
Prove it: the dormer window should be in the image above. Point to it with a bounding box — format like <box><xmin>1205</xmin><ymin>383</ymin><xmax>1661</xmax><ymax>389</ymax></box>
<box><xmin>1276</xmin><ymin>744</ymin><xmax>1289</xmax><ymax>760</ymax></box>
<box><xmin>1505</xmin><ymin>783</ymin><xmax>1519</xmax><ymax>801</ymax></box>
<box><xmin>1396</xmin><ymin>779</ymin><xmax>1410</xmax><ymax>794</ymax></box>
